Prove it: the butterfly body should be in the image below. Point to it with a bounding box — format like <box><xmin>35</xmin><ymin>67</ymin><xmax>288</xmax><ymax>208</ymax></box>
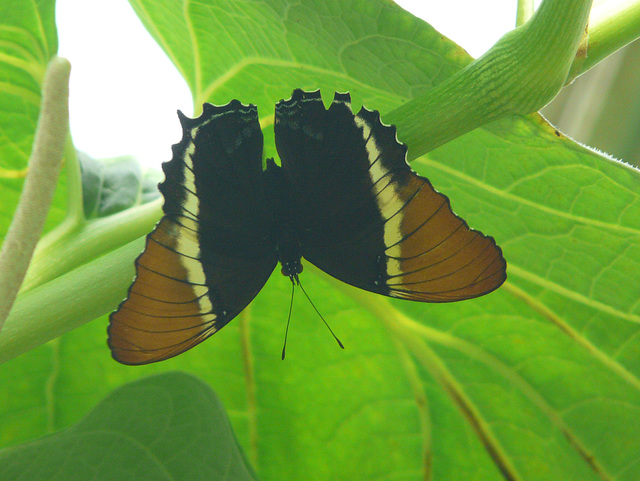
<box><xmin>262</xmin><ymin>158</ymin><xmax>304</xmax><ymax>280</ymax></box>
<box><xmin>108</xmin><ymin>89</ymin><xmax>506</xmax><ymax>365</ymax></box>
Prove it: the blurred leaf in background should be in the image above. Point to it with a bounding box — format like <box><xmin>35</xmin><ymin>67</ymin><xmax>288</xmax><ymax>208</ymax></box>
<box><xmin>0</xmin><ymin>372</ymin><xmax>258</xmax><ymax>480</ymax></box>
<box><xmin>79</xmin><ymin>152</ymin><xmax>161</xmax><ymax>219</ymax></box>
<box><xmin>543</xmin><ymin>39</ymin><xmax>640</xmax><ymax>168</ymax></box>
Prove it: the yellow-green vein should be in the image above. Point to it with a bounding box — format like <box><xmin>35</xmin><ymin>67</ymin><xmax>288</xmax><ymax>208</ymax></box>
<box><xmin>503</xmin><ymin>280</ymin><xmax>640</xmax><ymax>391</ymax></box>
<box><xmin>196</xmin><ymin>57</ymin><xmax>403</xmax><ymax>107</ymax></box>
<box><xmin>508</xmin><ymin>264</ymin><xmax>640</xmax><ymax>324</ymax></box>
<box><xmin>418</xmin><ymin>157</ymin><xmax>640</xmax><ymax>236</ymax></box>
<box><xmin>238</xmin><ymin>307</ymin><xmax>259</xmax><ymax>470</ymax></box>
<box><xmin>390</xmin><ymin>336</ymin><xmax>433</xmax><ymax>481</ymax></box>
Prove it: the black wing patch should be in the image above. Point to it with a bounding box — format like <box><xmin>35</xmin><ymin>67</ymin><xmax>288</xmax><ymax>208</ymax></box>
<box><xmin>109</xmin><ymin>89</ymin><xmax>507</xmax><ymax>365</ymax></box>
<box><xmin>108</xmin><ymin>101</ymin><xmax>277</xmax><ymax>365</ymax></box>
<box><xmin>274</xmin><ymin>89</ymin><xmax>506</xmax><ymax>302</ymax></box>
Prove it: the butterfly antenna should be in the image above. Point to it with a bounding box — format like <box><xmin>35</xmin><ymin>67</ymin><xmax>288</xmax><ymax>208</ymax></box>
<box><xmin>281</xmin><ymin>281</ymin><xmax>296</xmax><ymax>360</ymax></box>
<box><xmin>297</xmin><ymin>280</ymin><xmax>345</xmax><ymax>350</ymax></box>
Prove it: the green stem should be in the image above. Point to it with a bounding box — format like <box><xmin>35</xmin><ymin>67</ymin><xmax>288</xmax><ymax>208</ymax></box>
<box><xmin>0</xmin><ymin>238</ymin><xmax>143</xmax><ymax>364</ymax></box>
<box><xmin>387</xmin><ymin>0</ymin><xmax>592</xmax><ymax>158</ymax></box>
<box><xmin>22</xmin><ymin>197</ymin><xmax>161</xmax><ymax>292</ymax></box>
<box><xmin>0</xmin><ymin>57</ymin><xmax>70</xmax><ymax>332</ymax></box>
<box><xmin>567</xmin><ymin>0</ymin><xmax>640</xmax><ymax>82</ymax></box>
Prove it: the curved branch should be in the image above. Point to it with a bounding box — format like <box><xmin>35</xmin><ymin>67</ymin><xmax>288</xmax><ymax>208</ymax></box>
<box><xmin>386</xmin><ymin>0</ymin><xmax>593</xmax><ymax>158</ymax></box>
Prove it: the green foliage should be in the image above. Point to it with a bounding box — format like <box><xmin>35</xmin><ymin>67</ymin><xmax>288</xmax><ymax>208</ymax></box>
<box><xmin>1</xmin><ymin>0</ymin><xmax>640</xmax><ymax>480</ymax></box>
<box><xmin>79</xmin><ymin>153</ymin><xmax>161</xmax><ymax>219</ymax></box>
<box><xmin>0</xmin><ymin>0</ymin><xmax>65</xmax><ymax>240</ymax></box>
<box><xmin>0</xmin><ymin>372</ymin><xmax>257</xmax><ymax>480</ymax></box>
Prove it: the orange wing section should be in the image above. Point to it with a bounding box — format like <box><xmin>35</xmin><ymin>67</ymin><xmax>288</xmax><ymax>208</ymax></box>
<box><xmin>380</xmin><ymin>175</ymin><xmax>506</xmax><ymax>302</ymax></box>
<box><xmin>108</xmin><ymin>219</ymin><xmax>221</xmax><ymax>365</ymax></box>
<box><xmin>109</xmin><ymin>100</ymin><xmax>276</xmax><ymax>365</ymax></box>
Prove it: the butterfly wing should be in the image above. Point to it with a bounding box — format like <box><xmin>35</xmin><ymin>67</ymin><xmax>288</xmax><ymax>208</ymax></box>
<box><xmin>274</xmin><ymin>89</ymin><xmax>506</xmax><ymax>302</ymax></box>
<box><xmin>108</xmin><ymin>101</ymin><xmax>277</xmax><ymax>364</ymax></box>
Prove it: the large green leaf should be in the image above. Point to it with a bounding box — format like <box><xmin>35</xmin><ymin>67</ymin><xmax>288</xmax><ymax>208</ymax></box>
<box><xmin>1</xmin><ymin>1</ymin><xmax>639</xmax><ymax>481</ymax></box>
<box><xmin>0</xmin><ymin>0</ymin><xmax>65</xmax><ymax>240</ymax></box>
<box><xmin>0</xmin><ymin>372</ymin><xmax>257</xmax><ymax>480</ymax></box>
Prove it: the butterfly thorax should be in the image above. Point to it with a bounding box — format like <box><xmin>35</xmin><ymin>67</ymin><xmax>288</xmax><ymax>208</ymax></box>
<box><xmin>264</xmin><ymin>158</ymin><xmax>303</xmax><ymax>282</ymax></box>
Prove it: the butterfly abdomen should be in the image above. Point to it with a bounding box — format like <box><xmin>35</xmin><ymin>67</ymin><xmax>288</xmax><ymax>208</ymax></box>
<box><xmin>263</xmin><ymin>158</ymin><xmax>304</xmax><ymax>279</ymax></box>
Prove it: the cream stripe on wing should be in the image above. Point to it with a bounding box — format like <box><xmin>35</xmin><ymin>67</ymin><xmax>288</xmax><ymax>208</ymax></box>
<box><xmin>176</xmin><ymin>122</ymin><xmax>214</xmax><ymax>314</ymax></box>
<box><xmin>163</xmin><ymin>105</ymin><xmax>257</xmax><ymax>321</ymax></box>
<box><xmin>175</xmin><ymin>106</ymin><xmax>256</xmax><ymax>313</ymax></box>
<box><xmin>354</xmin><ymin>113</ymin><xmax>404</xmax><ymax>277</ymax></box>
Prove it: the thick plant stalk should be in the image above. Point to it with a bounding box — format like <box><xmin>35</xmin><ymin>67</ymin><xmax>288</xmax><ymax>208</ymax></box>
<box><xmin>387</xmin><ymin>0</ymin><xmax>593</xmax><ymax>158</ymax></box>
<box><xmin>0</xmin><ymin>57</ymin><xmax>71</xmax><ymax>332</ymax></box>
<box><xmin>0</xmin><ymin>239</ymin><xmax>141</xmax><ymax>364</ymax></box>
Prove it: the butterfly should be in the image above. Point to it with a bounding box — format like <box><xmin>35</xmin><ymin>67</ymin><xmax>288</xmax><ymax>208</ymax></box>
<box><xmin>108</xmin><ymin>89</ymin><xmax>507</xmax><ymax>365</ymax></box>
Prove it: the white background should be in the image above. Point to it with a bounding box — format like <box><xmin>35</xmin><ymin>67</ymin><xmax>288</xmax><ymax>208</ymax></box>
<box><xmin>56</xmin><ymin>1</ymin><xmax>533</xmax><ymax>169</ymax></box>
